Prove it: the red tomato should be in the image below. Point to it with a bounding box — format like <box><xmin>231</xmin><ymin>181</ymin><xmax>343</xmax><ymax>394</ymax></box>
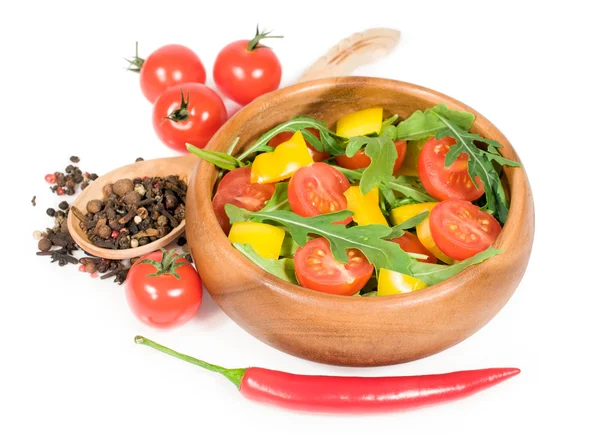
<box><xmin>294</xmin><ymin>238</ymin><xmax>374</xmax><ymax>296</ymax></box>
<box><xmin>268</xmin><ymin>128</ymin><xmax>330</xmax><ymax>162</ymax></box>
<box><xmin>213</xmin><ymin>34</ymin><xmax>282</xmax><ymax>106</ymax></box>
<box><xmin>418</xmin><ymin>136</ymin><xmax>484</xmax><ymax>201</ymax></box>
<box><xmin>139</xmin><ymin>44</ymin><xmax>206</xmax><ymax>103</ymax></box>
<box><xmin>429</xmin><ymin>200</ymin><xmax>501</xmax><ymax>261</ymax></box>
<box><xmin>212</xmin><ymin>167</ymin><xmax>276</xmax><ymax>233</ymax></box>
<box><xmin>335</xmin><ymin>140</ymin><xmax>407</xmax><ymax>172</ymax></box>
<box><xmin>125</xmin><ymin>250</ymin><xmax>203</xmax><ymax>328</ymax></box>
<box><xmin>391</xmin><ymin>232</ymin><xmax>437</xmax><ymax>264</ymax></box>
<box><xmin>152</xmin><ymin>83</ymin><xmax>227</xmax><ymax>153</ymax></box>
<box><xmin>288</xmin><ymin>163</ymin><xmax>352</xmax><ymax>224</ymax></box>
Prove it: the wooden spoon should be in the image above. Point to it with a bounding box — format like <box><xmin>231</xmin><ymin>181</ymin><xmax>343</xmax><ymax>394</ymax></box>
<box><xmin>67</xmin><ymin>28</ymin><xmax>400</xmax><ymax>260</ymax></box>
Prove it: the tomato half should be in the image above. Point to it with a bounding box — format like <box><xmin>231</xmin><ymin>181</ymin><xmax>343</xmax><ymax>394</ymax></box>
<box><xmin>294</xmin><ymin>238</ymin><xmax>374</xmax><ymax>296</ymax></box>
<box><xmin>430</xmin><ymin>200</ymin><xmax>501</xmax><ymax>261</ymax></box>
<box><xmin>391</xmin><ymin>232</ymin><xmax>438</xmax><ymax>264</ymax></box>
<box><xmin>268</xmin><ymin>128</ymin><xmax>330</xmax><ymax>162</ymax></box>
<box><xmin>125</xmin><ymin>250</ymin><xmax>203</xmax><ymax>328</ymax></box>
<box><xmin>288</xmin><ymin>163</ymin><xmax>352</xmax><ymax>224</ymax></box>
<box><xmin>139</xmin><ymin>44</ymin><xmax>206</xmax><ymax>103</ymax></box>
<box><xmin>152</xmin><ymin>83</ymin><xmax>227</xmax><ymax>152</ymax></box>
<box><xmin>213</xmin><ymin>37</ymin><xmax>281</xmax><ymax>106</ymax></box>
<box><xmin>418</xmin><ymin>136</ymin><xmax>484</xmax><ymax>201</ymax></box>
<box><xmin>212</xmin><ymin>167</ymin><xmax>276</xmax><ymax>233</ymax></box>
<box><xmin>335</xmin><ymin>140</ymin><xmax>407</xmax><ymax>172</ymax></box>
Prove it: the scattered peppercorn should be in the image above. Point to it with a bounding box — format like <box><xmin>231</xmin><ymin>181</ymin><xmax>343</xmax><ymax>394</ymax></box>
<box><xmin>135</xmin><ymin>157</ymin><xmax>144</xmax><ymax>162</ymax></box>
<box><xmin>177</xmin><ymin>236</ymin><xmax>187</xmax><ymax>246</ymax></box>
<box><xmin>46</xmin><ymin>208</ymin><xmax>56</xmax><ymax>217</ymax></box>
<box><xmin>70</xmin><ymin>156</ymin><xmax>80</xmax><ymax>163</ymax></box>
<box><xmin>38</xmin><ymin>238</ymin><xmax>53</xmax><ymax>252</ymax></box>
<box><xmin>49</xmin><ymin>158</ymin><xmax>97</xmax><ymax>196</ymax></box>
<box><xmin>32</xmin><ymin>195</ymin><xmax>37</xmax><ymax>206</ymax></box>
<box><xmin>58</xmin><ymin>201</ymin><xmax>69</xmax><ymax>210</ymax></box>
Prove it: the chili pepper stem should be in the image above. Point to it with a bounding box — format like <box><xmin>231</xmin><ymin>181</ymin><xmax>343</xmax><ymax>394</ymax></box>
<box><xmin>134</xmin><ymin>336</ymin><xmax>246</xmax><ymax>389</ymax></box>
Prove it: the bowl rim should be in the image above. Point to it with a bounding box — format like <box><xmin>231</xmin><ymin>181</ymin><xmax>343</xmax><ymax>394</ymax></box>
<box><xmin>194</xmin><ymin>76</ymin><xmax>528</xmax><ymax>306</ymax></box>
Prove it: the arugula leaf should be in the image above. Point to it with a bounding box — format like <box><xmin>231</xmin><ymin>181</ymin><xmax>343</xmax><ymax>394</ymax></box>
<box><xmin>431</xmin><ymin>111</ymin><xmax>521</xmax><ymax>224</ymax></box>
<box><xmin>224</xmin><ymin>204</ymin><xmax>251</xmax><ymax>224</ymax></box>
<box><xmin>330</xmin><ymin>165</ymin><xmax>363</xmax><ymax>183</ymax></box>
<box><xmin>346</xmin><ymin>136</ymin><xmax>398</xmax><ymax>195</ymax></box>
<box><xmin>250</xmin><ymin>210</ymin><xmax>413</xmax><ymax>274</ymax></box>
<box><xmin>410</xmin><ymin>247</ymin><xmax>501</xmax><ymax>285</ymax></box>
<box><xmin>186</xmin><ymin>144</ymin><xmax>244</xmax><ymax>171</ymax></box>
<box><xmin>386</xmin><ymin>211</ymin><xmax>429</xmax><ymax>239</ymax></box>
<box><xmin>395</xmin><ymin>104</ymin><xmax>475</xmax><ymax>141</ymax></box>
<box><xmin>279</xmin><ymin>234</ymin><xmax>300</xmax><ymax>257</ymax></box>
<box><xmin>382</xmin><ymin>176</ymin><xmax>437</xmax><ymax>203</ymax></box>
<box><xmin>233</xmin><ymin>243</ymin><xmax>298</xmax><ymax>284</ymax></box>
<box><xmin>260</xmin><ymin>183</ymin><xmax>291</xmax><ymax>212</ymax></box>
<box><xmin>237</xmin><ymin>116</ymin><xmax>346</xmax><ymax>161</ymax></box>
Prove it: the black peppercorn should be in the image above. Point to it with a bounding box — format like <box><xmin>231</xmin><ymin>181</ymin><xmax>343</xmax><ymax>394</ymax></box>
<box><xmin>58</xmin><ymin>201</ymin><xmax>69</xmax><ymax>210</ymax></box>
<box><xmin>177</xmin><ymin>236</ymin><xmax>187</xmax><ymax>246</ymax></box>
<box><xmin>89</xmin><ymin>173</ymin><xmax>99</xmax><ymax>180</ymax></box>
<box><xmin>65</xmin><ymin>165</ymin><xmax>74</xmax><ymax>173</ymax></box>
<box><xmin>46</xmin><ymin>208</ymin><xmax>56</xmax><ymax>217</ymax></box>
<box><xmin>70</xmin><ymin>156</ymin><xmax>80</xmax><ymax>163</ymax></box>
<box><xmin>65</xmin><ymin>187</ymin><xmax>75</xmax><ymax>196</ymax></box>
<box><xmin>138</xmin><ymin>237</ymin><xmax>150</xmax><ymax>246</ymax></box>
<box><xmin>55</xmin><ymin>210</ymin><xmax>66</xmax><ymax>219</ymax></box>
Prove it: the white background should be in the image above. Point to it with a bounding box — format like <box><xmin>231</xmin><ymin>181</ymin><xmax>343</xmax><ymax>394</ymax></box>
<box><xmin>1</xmin><ymin>1</ymin><xmax>599</xmax><ymax>436</ymax></box>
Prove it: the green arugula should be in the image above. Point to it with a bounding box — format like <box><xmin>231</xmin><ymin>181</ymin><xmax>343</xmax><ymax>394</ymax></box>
<box><xmin>431</xmin><ymin>111</ymin><xmax>520</xmax><ymax>224</ymax></box>
<box><xmin>410</xmin><ymin>247</ymin><xmax>502</xmax><ymax>285</ymax></box>
<box><xmin>250</xmin><ymin>209</ymin><xmax>413</xmax><ymax>274</ymax></box>
<box><xmin>260</xmin><ymin>183</ymin><xmax>291</xmax><ymax>212</ymax></box>
<box><xmin>224</xmin><ymin>204</ymin><xmax>251</xmax><ymax>224</ymax></box>
<box><xmin>238</xmin><ymin>116</ymin><xmax>346</xmax><ymax>161</ymax></box>
<box><xmin>186</xmin><ymin>143</ymin><xmax>245</xmax><ymax>171</ymax></box>
<box><xmin>385</xmin><ymin>211</ymin><xmax>429</xmax><ymax>239</ymax></box>
<box><xmin>346</xmin><ymin>135</ymin><xmax>398</xmax><ymax>195</ymax></box>
<box><xmin>233</xmin><ymin>243</ymin><xmax>298</xmax><ymax>284</ymax></box>
<box><xmin>395</xmin><ymin>104</ymin><xmax>475</xmax><ymax>141</ymax></box>
<box><xmin>381</xmin><ymin>176</ymin><xmax>436</xmax><ymax>203</ymax></box>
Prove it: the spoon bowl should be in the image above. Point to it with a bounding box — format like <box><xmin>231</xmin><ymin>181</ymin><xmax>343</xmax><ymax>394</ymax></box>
<box><xmin>67</xmin><ymin>154</ymin><xmax>197</xmax><ymax>260</ymax></box>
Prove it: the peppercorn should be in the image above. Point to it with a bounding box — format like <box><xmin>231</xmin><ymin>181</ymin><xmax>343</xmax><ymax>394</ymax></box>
<box><xmin>118</xmin><ymin>236</ymin><xmax>131</xmax><ymax>250</ymax></box>
<box><xmin>86</xmin><ymin>262</ymin><xmax>97</xmax><ymax>274</ymax></box>
<box><xmin>135</xmin><ymin>157</ymin><xmax>144</xmax><ymax>162</ymax></box>
<box><xmin>81</xmin><ymin>182</ymin><xmax>89</xmax><ymax>190</ymax></box>
<box><xmin>65</xmin><ymin>165</ymin><xmax>74</xmax><ymax>173</ymax></box>
<box><xmin>58</xmin><ymin>201</ymin><xmax>69</xmax><ymax>210</ymax></box>
<box><xmin>89</xmin><ymin>173</ymin><xmax>99</xmax><ymax>180</ymax></box>
<box><xmin>97</xmin><ymin>225</ymin><xmax>112</xmax><ymax>239</ymax></box>
<box><xmin>157</xmin><ymin>215</ymin><xmax>168</xmax><ymax>227</ymax></box>
<box><xmin>103</xmin><ymin>184</ymin><xmax>114</xmax><ymax>197</ymax></box>
<box><xmin>87</xmin><ymin>199</ymin><xmax>103</xmax><ymax>214</ymax></box>
<box><xmin>38</xmin><ymin>238</ymin><xmax>52</xmax><ymax>252</ymax></box>
<box><xmin>122</xmin><ymin>190</ymin><xmax>142</xmax><ymax>205</ymax></box>
<box><xmin>33</xmin><ymin>230</ymin><xmax>43</xmax><ymax>240</ymax></box>
<box><xmin>136</xmin><ymin>207</ymin><xmax>149</xmax><ymax>219</ymax></box>
<box><xmin>46</xmin><ymin>208</ymin><xmax>56</xmax><ymax>217</ymax></box>
<box><xmin>55</xmin><ymin>210</ymin><xmax>65</xmax><ymax>219</ymax></box>
<box><xmin>70</xmin><ymin>156</ymin><xmax>80</xmax><ymax>163</ymax></box>
<box><xmin>130</xmin><ymin>239</ymin><xmax>139</xmax><ymax>248</ymax></box>
<box><xmin>177</xmin><ymin>236</ymin><xmax>187</xmax><ymax>246</ymax></box>
<box><xmin>134</xmin><ymin>184</ymin><xmax>146</xmax><ymax>196</ymax></box>
<box><xmin>113</xmin><ymin>179</ymin><xmax>134</xmax><ymax>196</ymax></box>
<box><xmin>73</xmin><ymin>174</ymin><xmax>84</xmax><ymax>184</ymax></box>
<box><xmin>129</xmin><ymin>223</ymin><xmax>139</xmax><ymax>234</ymax></box>
<box><xmin>138</xmin><ymin>237</ymin><xmax>150</xmax><ymax>246</ymax></box>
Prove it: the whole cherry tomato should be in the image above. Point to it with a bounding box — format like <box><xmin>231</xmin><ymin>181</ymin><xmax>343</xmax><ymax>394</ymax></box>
<box><xmin>152</xmin><ymin>83</ymin><xmax>227</xmax><ymax>152</ymax></box>
<box><xmin>127</xmin><ymin>43</ymin><xmax>207</xmax><ymax>103</ymax></box>
<box><xmin>213</xmin><ymin>28</ymin><xmax>282</xmax><ymax>106</ymax></box>
<box><xmin>125</xmin><ymin>249</ymin><xmax>203</xmax><ymax>328</ymax></box>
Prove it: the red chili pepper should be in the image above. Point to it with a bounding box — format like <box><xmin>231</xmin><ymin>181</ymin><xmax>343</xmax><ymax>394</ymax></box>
<box><xmin>135</xmin><ymin>336</ymin><xmax>520</xmax><ymax>414</ymax></box>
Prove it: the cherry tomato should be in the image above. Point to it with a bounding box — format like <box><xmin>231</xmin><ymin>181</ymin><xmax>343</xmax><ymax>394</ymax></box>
<box><xmin>391</xmin><ymin>231</ymin><xmax>438</xmax><ymax>264</ymax></box>
<box><xmin>288</xmin><ymin>163</ymin><xmax>352</xmax><ymax>224</ymax></box>
<box><xmin>212</xmin><ymin>167</ymin><xmax>276</xmax><ymax>234</ymax></box>
<box><xmin>152</xmin><ymin>83</ymin><xmax>227</xmax><ymax>153</ymax></box>
<box><xmin>418</xmin><ymin>136</ymin><xmax>484</xmax><ymax>201</ymax></box>
<box><xmin>138</xmin><ymin>44</ymin><xmax>206</xmax><ymax>103</ymax></box>
<box><xmin>294</xmin><ymin>238</ymin><xmax>374</xmax><ymax>296</ymax></box>
<box><xmin>268</xmin><ymin>128</ymin><xmax>330</xmax><ymax>162</ymax></box>
<box><xmin>125</xmin><ymin>250</ymin><xmax>203</xmax><ymax>328</ymax></box>
<box><xmin>335</xmin><ymin>140</ymin><xmax>407</xmax><ymax>172</ymax></box>
<box><xmin>213</xmin><ymin>30</ymin><xmax>282</xmax><ymax>106</ymax></box>
<box><xmin>429</xmin><ymin>200</ymin><xmax>501</xmax><ymax>261</ymax></box>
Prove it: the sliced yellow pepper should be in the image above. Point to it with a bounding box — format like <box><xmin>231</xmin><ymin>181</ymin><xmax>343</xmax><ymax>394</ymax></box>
<box><xmin>250</xmin><ymin>131</ymin><xmax>313</xmax><ymax>184</ymax></box>
<box><xmin>343</xmin><ymin>186</ymin><xmax>388</xmax><ymax>226</ymax></box>
<box><xmin>377</xmin><ymin>268</ymin><xmax>428</xmax><ymax>296</ymax></box>
<box><xmin>390</xmin><ymin>202</ymin><xmax>455</xmax><ymax>265</ymax></box>
<box><xmin>228</xmin><ymin>222</ymin><xmax>285</xmax><ymax>259</ymax></box>
<box><xmin>336</xmin><ymin>107</ymin><xmax>383</xmax><ymax>138</ymax></box>
<box><xmin>397</xmin><ymin>138</ymin><xmax>428</xmax><ymax>176</ymax></box>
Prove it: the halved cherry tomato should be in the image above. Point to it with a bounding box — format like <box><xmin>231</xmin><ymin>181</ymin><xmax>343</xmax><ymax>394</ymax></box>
<box><xmin>294</xmin><ymin>238</ymin><xmax>373</xmax><ymax>296</ymax></box>
<box><xmin>268</xmin><ymin>128</ymin><xmax>330</xmax><ymax>162</ymax></box>
<box><xmin>430</xmin><ymin>200</ymin><xmax>501</xmax><ymax>261</ymax></box>
<box><xmin>288</xmin><ymin>163</ymin><xmax>352</xmax><ymax>224</ymax></box>
<box><xmin>418</xmin><ymin>136</ymin><xmax>484</xmax><ymax>201</ymax></box>
<box><xmin>391</xmin><ymin>232</ymin><xmax>437</xmax><ymax>264</ymax></box>
<box><xmin>335</xmin><ymin>140</ymin><xmax>407</xmax><ymax>172</ymax></box>
<box><xmin>212</xmin><ymin>167</ymin><xmax>276</xmax><ymax>234</ymax></box>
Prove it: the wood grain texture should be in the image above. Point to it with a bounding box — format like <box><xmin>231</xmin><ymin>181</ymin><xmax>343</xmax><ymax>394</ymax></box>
<box><xmin>67</xmin><ymin>153</ymin><xmax>197</xmax><ymax>260</ymax></box>
<box><xmin>186</xmin><ymin>77</ymin><xmax>535</xmax><ymax>366</ymax></box>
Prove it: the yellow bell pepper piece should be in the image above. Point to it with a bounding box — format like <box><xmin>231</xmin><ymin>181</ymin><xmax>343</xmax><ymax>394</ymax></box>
<box><xmin>250</xmin><ymin>131</ymin><xmax>313</xmax><ymax>184</ymax></box>
<box><xmin>390</xmin><ymin>202</ymin><xmax>454</xmax><ymax>265</ymax></box>
<box><xmin>377</xmin><ymin>269</ymin><xmax>428</xmax><ymax>296</ymax></box>
<box><xmin>343</xmin><ymin>186</ymin><xmax>388</xmax><ymax>226</ymax></box>
<box><xmin>336</xmin><ymin>108</ymin><xmax>383</xmax><ymax>138</ymax></box>
<box><xmin>397</xmin><ymin>138</ymin><xmax>428</xmax><ymax>176</ymax></box>
<box><xmin>228</xmin><ymin>222</ymin><xmax>285</xmax><ymax>259</ymax></box>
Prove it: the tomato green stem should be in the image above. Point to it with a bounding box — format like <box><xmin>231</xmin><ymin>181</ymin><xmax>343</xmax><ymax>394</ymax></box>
<box><xmin>125</xmin><ymin>42</ymin><xmax>144</xmax><ymax>73</ymax></box>
<box><xmin>135</xmin><ymin>336</ymin><xmax>246</xmax><ymax>389</ymax></box>
<box><xmin>247</xmin><ymin>25</ymin><xmax>283</xmax><ymax>51</ymax></box>
<box><xmin>138</xmin><ymin>248</ymin><xmax>188</xmax><ymax>279</ymax></box>
<box><xmin>165</xmin><ymin>90</ymin><xmax>190</xmax><ymax>123</ymax></box>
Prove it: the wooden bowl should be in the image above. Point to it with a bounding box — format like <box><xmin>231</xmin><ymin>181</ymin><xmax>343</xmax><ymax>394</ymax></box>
<box><xmin>186</xmin><ymin>77</ymin><xmax>534</xmax><ymax>366</ymax></box>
